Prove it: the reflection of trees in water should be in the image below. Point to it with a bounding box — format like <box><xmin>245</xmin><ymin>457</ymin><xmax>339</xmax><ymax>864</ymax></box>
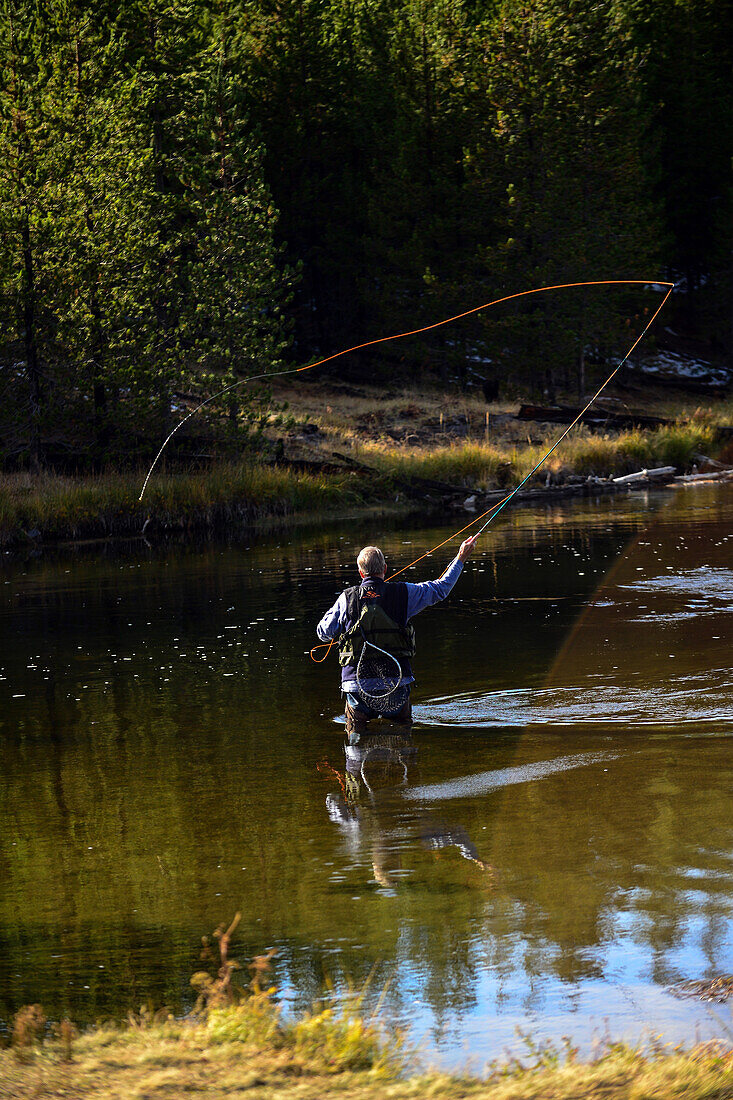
<box><xmin>2</xmin><ymin>702</ymin><xmax>732</xmax><ymax>1023</ymax></box>
<box><xmin>486</xmin><ymin>743</ymin><xmax>733</xmax><ymax>991</ymax></box>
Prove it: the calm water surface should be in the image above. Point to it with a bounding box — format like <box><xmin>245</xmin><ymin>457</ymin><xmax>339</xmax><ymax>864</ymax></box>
<box><xmin>1</xmin><ymin>485</ymin><xmax>732</xmax><ymax>1068</ymax></box>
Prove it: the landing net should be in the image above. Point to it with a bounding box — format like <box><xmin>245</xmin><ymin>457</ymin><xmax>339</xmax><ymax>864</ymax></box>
<box><xmin>355</xmin><ymin>639</ymin><xmax>409</xmax><ymax>714</ymax></box>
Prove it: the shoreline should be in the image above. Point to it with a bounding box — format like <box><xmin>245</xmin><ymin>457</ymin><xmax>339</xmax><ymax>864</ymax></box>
<box><xmin>0</xmin><ymin>466</ymin><xmax>692</xmax><ymax>554</ymax></box>
<box><xmin>1</xmin><ymin>464</ymin><xmax>729</xmax><ymax>556</ymax></box>
<box><xmin>1</xmin><ymin>496</ymin><xmax>413</xmax><ymax>555</ymax></box>
<box><xmin>1</xmin><ymin>390</ymin><xmax>731</xmax><ymax>551</ymax></box>
<box><xmin>1</xmin><ymin>455</ymin><xmax>730</xmax><ymax>556</ymax></box>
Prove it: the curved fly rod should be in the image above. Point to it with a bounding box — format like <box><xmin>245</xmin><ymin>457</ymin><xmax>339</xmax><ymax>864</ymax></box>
<box><xmin>308</xmin><ymin>278</ymin><xmax>675</xmax><ymax>662</ymax></box>
<box><xmin>138</xmin><ymin>279</ymin><xmax>672</xmax><ymax>503</ymax></box>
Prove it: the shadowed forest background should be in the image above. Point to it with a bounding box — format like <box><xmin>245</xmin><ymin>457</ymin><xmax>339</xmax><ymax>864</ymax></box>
<box><xmin>1</xmin><ymin>0</ymin><xmax>731</xmax><ymax>469</ymax></box>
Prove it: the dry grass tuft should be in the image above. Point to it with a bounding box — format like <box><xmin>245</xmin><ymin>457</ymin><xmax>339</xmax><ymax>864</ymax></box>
<box><xmin>362</xmin><ymin>439</ymin><xmax>512</xmax><ymax>489</ymax></box>
<box><xmin>541</xmin><ymin>420</ymin><xmax>717</xmax><ymax>478</ymax></box>
<box><xmin>11</xmin><ymin>1005</ymin><xmax>46</xmax><ymax>1064</ymax></box>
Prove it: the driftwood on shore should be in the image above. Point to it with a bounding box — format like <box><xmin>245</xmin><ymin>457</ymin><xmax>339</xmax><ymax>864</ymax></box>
<box><xmin>612</xmin><ymin>466</ymin><xmax>676</xmax><ymax>483</ymax></box>
<box><xmin>674</xmin><ymin>469</ymin><xmax>733</xmax><ymax>485</ymax></box>
<box><xmin>460</xmin><ymin>464</ymin><xmax>733</xmax><ymax>513</ymax></box>
<box><xmin>459</xmin><ymin>473</ymin><xmax>672</xmax><ymax>512</ymax></box>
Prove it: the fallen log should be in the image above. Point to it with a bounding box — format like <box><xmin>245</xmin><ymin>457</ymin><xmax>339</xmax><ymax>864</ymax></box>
<box><xmin>331</xmin><ymin>451</ymin><xmax>461</xmax><ymax>494</ymax></box>
<box><xmin>516</xmin><ymin>404</ymin><xmax>670</xmax><ymax>430</ymax></box>
<box><xmin>459</xmin><ymin>467</ymin><xmax>686</xmax><ymax>512</ymax></box>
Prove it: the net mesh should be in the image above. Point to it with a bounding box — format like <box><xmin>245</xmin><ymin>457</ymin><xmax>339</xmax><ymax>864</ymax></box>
<box><xmin>355</xmin><ymin>640</ymin><xmax>408</xmax><ymax>714</ymax></box>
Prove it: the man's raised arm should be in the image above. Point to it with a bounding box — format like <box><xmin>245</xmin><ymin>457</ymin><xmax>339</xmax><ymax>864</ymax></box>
<box><xmin>404</xmin><ymin>536</ymin><xmax>477</xmax><ymax>619</ymax></box>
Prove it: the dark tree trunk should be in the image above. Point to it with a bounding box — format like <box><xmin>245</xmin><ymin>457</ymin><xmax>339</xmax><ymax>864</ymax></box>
<box><xmin>21</xmin><ymin>210</ymin><xmax>42</xmax><ymax>470</ymax></box>
<box><xmin>87</xmin><ymin>233</ymin><xmax>111</xmax><ymax>466</ymax></box>
<box><xmin>577</xmin><ymin>289</ymin><xmax>588</xmax><ymax>399</ymax></box>
<box><xmin>92</xmin><ymin>372</ymin><xmax>109</xmax><ymax>467</ymax></box>
<box><xmin>577</xmin><ymin>345</ymin><xmax>586</xmax><ymax>399</ymax></box>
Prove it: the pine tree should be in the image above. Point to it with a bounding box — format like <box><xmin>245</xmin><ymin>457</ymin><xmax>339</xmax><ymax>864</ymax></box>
<box><xmin>626</xmin><ymin>0</ymin><xmax>732</xmax><ymax>345</ymax></box>
<box><xmin>472</xmin><ymin>0</ymin><xmax>660</xmax><ymax>397</ymax></box>
<box><xmin>366</xmin><ymin>0</ymin><xmax>475</xmax><ymax>313</ymax></box>
<box><xmin>231</xmin><ymin>0</ymin><xmax>400</xmax><ymax>360</ymax></box>
<box><xmin>0</xmin><ymin>1</ymin><xmax>54</xmax><ymax>466</ymax></box>
<box><xmin>175</xmin><ymin>2</ymin><xmax>292</xmax><ymax>428</ymax></box>
<box><xmin>356</xmin><ymin>0</ymin><xmax>494</xmax><ymax>382</ymax></box>
<box><xmin>38</xmin><ymin>0</ymin><xmax>169</xmax><ymax>462</ymax></box>
<box><xmin>0</xmin><ymin>0</ymin><xmax>293</xmax><ymax>465</ymax></box>
<box><xmin>109</xmin><ymin>0</ymin><xmax>292</xmax><ymax>444</ymax></box>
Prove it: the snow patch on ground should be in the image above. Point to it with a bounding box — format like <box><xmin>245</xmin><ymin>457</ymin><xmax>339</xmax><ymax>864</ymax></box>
<box><xmin>628</xmin><ymin>349</ymin><xmax>731</xmax><ymax>387</ymax></box>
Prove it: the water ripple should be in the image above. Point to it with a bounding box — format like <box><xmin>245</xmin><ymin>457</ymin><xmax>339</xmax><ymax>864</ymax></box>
<box><xmin>617</xmin><ymin>566</ymin><xmax>733</xmax><ymax>599</ymax></box>
<box><xmin>403</xmin><ymin>750</ymin><xmax>619</xmax><ymax>802</ymax></box>
<box><xmin>416</xmin><ymin>675</ymin><xmax>733</xmax><ymax>728</ymax></box>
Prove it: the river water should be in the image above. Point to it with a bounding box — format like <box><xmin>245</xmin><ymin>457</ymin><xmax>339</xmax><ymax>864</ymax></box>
<box><xmin>1</xmin><ymin>484</ymin><xmax>731</xmax><ymax>1068</ymax></box>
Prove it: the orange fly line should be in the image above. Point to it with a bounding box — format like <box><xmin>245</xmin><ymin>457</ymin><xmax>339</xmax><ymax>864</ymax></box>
<box><xmin>306</xmin><ymin>278</ymin><xmax>675</xmax><ymax>662</ymax></box>
<box><xmin>139</xmin><ymin>278</ymin><xmax>672</xmax><ymax>502</ymax></box>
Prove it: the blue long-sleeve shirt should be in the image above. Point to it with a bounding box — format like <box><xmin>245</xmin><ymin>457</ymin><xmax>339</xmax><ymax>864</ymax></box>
<box><xmin>316</xmin><ymin>555</ymin><xmax>464</xmax><ymax>690</ymax></box>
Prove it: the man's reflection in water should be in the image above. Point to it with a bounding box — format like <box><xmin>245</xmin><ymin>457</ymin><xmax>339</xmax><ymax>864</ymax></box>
<box><xmin>325</xmin><ymin>728</ymin><xmax>492</xmax><ymax>889</ymax></box>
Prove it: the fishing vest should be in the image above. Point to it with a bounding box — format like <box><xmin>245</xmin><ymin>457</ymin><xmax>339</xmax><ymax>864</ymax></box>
<box><xmin>338</xmin><ymin>578</ymin><xmax>416</xmax><ymax>685</ymax></box>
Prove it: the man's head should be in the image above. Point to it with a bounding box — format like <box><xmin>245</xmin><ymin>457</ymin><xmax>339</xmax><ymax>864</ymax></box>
<box><xmin>357</xmin><ymin>545</ymin><xmax>386</xmax><ymax>579</ymax></box>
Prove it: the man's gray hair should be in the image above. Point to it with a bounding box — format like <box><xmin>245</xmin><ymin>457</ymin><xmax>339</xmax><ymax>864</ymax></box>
<box><xmin>357</xmin><ymin>545</ymin><xmax>386</xmax><ymax>576</ymax></box>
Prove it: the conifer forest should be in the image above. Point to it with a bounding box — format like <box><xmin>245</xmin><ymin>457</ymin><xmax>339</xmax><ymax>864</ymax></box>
<box><xmin>1</xmin><ymin>0</ymin><xmax>731</xmax><ymax>468</ymax></box>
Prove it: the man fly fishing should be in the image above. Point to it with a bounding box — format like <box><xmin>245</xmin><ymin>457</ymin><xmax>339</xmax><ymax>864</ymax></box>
<box><xmin>316</xmin><ymin>537</ymin><xmax>477</xmax><ymax>737</ymax></box>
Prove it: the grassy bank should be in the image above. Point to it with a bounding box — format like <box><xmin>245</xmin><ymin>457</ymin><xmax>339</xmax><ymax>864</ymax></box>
<box><xmin>0</xmin><ymin>463</ymin><xmax>376</xmax><ymax>549</ymax></box>
<box><xmin>0</xmin><ymin>405</ymin><xmax>728</xmax><ymax>548</ymax></box>
<box><xmin>2</xmin><ymin>1001</ymin><xmax>732</xmax><ymax>1099</ymax></box>
<box><xmin>362</xmin><ymin>419</ymin><xmax>720</xmax><ymax>487</ymax></box>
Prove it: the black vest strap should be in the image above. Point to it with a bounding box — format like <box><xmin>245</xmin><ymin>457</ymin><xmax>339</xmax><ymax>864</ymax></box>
<box><xmin>344</xmin><ymin>579</ymin><xmax>409</xmax><ymax>628</ymax></box>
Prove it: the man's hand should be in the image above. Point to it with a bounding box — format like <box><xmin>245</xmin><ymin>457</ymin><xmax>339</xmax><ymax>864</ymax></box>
<box><xmin>457</xmin><ymin>535</ymin><xmax>478</xmax><ymax>562</ymax></box>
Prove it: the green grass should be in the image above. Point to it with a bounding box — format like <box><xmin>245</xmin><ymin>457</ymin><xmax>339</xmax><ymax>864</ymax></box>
<box><xmin>361</xmin><ymin>419</ymin><xmax>718</xmax><ymax>489</ymax></box>
<box><xmin>0</xmin><ymin>461</ymin><xmax>372</xmax><ymax>547</ymax></box>
<box><xmin>207</xmin><ymin>993</ymin><xmax>405</xmax><ymax>1076</ymax></box>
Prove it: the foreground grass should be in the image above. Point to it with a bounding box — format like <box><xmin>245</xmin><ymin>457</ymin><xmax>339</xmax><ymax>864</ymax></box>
<box><xmin>1</xmin><ymin>1006</ymin><xmax>731</xmax><ymax>1100</ymax></box>
<box><xmin>0</xmin><ymin>412</ymin><xmax>726</xmax><ymax>547</ymax></box>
